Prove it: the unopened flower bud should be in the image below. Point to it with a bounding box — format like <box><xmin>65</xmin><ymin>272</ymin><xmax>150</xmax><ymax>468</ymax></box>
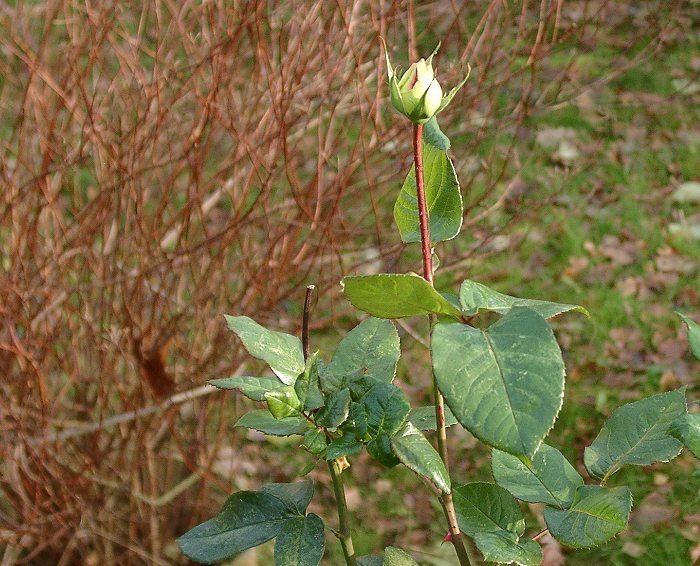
<box><xmin>382</xmin><ymin>40</ymin><xmax>471</xmax><ymax>125</ymax></box>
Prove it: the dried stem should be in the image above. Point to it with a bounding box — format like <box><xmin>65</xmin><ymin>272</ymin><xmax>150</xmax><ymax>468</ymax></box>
<box><xmin>413</xmin><ymin>123</ymin><xmax>482</xmax><ymax>566</ymax></box>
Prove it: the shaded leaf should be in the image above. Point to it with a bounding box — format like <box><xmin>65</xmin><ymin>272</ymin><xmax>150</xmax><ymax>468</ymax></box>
<box><xmin>316</xmin><ymin>388</ymin><xmax>351</xmax><ymax>429</ymax></box>
<box><xmin>265</xmin><ymin>386</ymin><xmax>302</xmax><ymax>419</ymax></box>
<box><xmin>472</xmin><ymin>531</ymin><xmax>543</xmax><ymax>566</ymax></box>
<box><xmin>544</xmin><ymin>485</ymin><xmax>632</xmax><ymax>549</ymax></box>
<box><xmin>423</xmin><ymin>116</ymin><xmax>451</xmax><ymax>151</ymax></box>
<box><xmin>357</xmin><ymin>555</ymin><xmax>384</xmax><ymax>566</ymax></box>
<box><xmin>208</xmin><ymin>376</ymin><xmax>283</xmax><ymax>401</ymax></box>
<box><xmin>295</xmin><ymin>354</ymin><xmax>324</xmax><ymax>411</ymax></box>
<box><xmin>670</xmin><ymin>413</ymin><xmax>700</xmax><ymax>459</ymax></box>
<box><xmin>584</xmin><ymin>389</ymin><xmax>686</xmax><ymax>481</ymax></box>
<box><xmin>302</xmin><ymin>429</ymin><xmax>327</xmax><ymax>456</ymax></box>
<box><xmin>459</xmin><ymin>280</ymin><xmax>588</xmax><ymax>318</ymax></box>
<box><xmin>390</xmin><ymin>422</ymin><xmax>451</xmax><ymax>493</ymax></box>
<box><xmin>408</xmin><ymin>405</ymin><xmax>458</xmax><ymax>431</ymax></box>
<box><xmin>433</xmin><ymin>308</ymin><xmax>565</xmax><ymax>458</ymax></box>
<box><xmin>322</xmin><ymin>318</ymin><xmax>400</xmax><ymax>393</ymax></box>
<box><xmin>342</xmin><ymin>273</ymin><xmax>462</xmax><ymax>319</ymax></box>
<box><xmin>394</xmin><ymin>143</ymin><xmax>462</xmax><ymax>243</ymax></box>
<box><xmin>384</xmin><ymin>546</ymin><xmax>420</xmax><ymax>565</ymax></box>
<box><xmin>367</xmin><ymin>431</ymin><xmax>401</xmax><ymax>467</ymax></box>
<box><xmin>177</xmin><ymin>482</ymin><xmax>312</xmax><ymax>564</ymax></box>
<box><xmin>274</xmin><ymin>514</ymin><xmax>325</xmax><ymax>566</ymax></box>
<box><xmin>326</xmin><ymin>432</ymin><xmax>363</xmax><ymax>460</ymax></box>
<box><xmin>225</xmin><ymin>315</ymin><xmax>304</xmax><ymax>384</ymax></box>
<box><xmin>260</xmin><ymin>481</ymin><xmax>315</xmax><ymax>515</ymax></box>
<box><xmin>453</xmin><ymin>482</ymin><xmax>525</xmax><ymax>536</ymax></box>
<box><xmin>235</xmin><ymin>410</ymin><xmax>309</xmax><ymax>436</ymax></box>
<box><xmin>352</xmin><ymin>383</ymin><xmax>411</xmax><ymax>440</ymax></box>
<box><xmin>677</xmin><ymin>312</ymin><xmax>700</xmax><ymax>359</ymax></box>
<box><xmin>492</xmin><ymin>444</ymin><xmax>583</xmax><ymax>508</ymax></box>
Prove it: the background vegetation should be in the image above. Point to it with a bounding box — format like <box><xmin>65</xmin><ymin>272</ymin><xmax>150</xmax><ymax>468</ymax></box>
<box><xmin>0</xmin><ymin>1</ymin><xmax>698</xmax><ymax>564</ymax></box>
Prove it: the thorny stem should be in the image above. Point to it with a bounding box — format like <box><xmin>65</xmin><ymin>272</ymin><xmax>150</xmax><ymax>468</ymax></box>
<box><xmin>413</xmin><ymin>123</ymin><xmax>482</xmax><ymax>566</ymax></box>
<box><xmin>301</xmin><ymin>284</ymin><xmax>356</xmax><ymax>566</ymax></box>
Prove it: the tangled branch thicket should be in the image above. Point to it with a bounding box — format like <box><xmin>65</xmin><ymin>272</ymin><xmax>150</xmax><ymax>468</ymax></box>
<box><xmin>0</xmin><ymin>1</ymin><xmax>685</xmax><ymax>563</ymax></box>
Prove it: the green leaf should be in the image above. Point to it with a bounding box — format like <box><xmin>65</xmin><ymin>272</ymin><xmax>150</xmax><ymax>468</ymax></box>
<box><xmin>357</xmin><ymin>556</ymin><xmax>384</xmax><ymax>566</ymax></box>
<box><xmin>459</xmin><ymin>280</ymin><xmax>588</xmax><ymax>318</ymax></box>
<box><xmin>423</xmin><ymin>116</ymin><xmax>451</xmax><ymax>150</ymax></box>
<box><xmin>677</xmin><ymin>312</ymin><xmax>700</xmax><ymax>359</ymax></box>
<box><xmin>453</xmin><ymin>482</ymin><xmax>525</xmax><ymax>537</ymax></box>
<box><xmin>315</xmin><ymin>388</ymin><xmax>351</xmax><ymax>429</ymax></box>
<box><xmin>342</xmin><ymin>273</ymin><xmax>463</xmax><ymax>319</ymax></box>
<box><xmin>274</xmin><ymin>514</ymin><xmax>325</xmax><ymax>566</ymax></box>
<box><xmin>584</xmin><ymin>388</ymin><xmax>687</xmax><ymax>481</ymax></box>
<box><xmin>225</xmin><ymin>315</ymin><xmax>304</xmax><ymax>385</ymax></box>
<box><xmin>177</xmin><ymin>483</ymin><xmax>311</xmax><ymax>564</ymax></box>
<box><xmin>302</xmin><ymin>429</ymin><xmax>327</xmax><ymax>456</ymax></box>
<box><xmin>265</xmin><ymin>386</ymin><xmax>302</xmax><ymax>419</ymax></box>
<box><xmin>390</xmin><ymin>422</ymin><xmax>450</xmax><ymax>493</ymax></box>
<box><xmin>322</xmin><ymin>318</ymin><xmax>400</xmax><ymax>393</ymax></box>
<box><xmin>408</xmin><ymin>405</ymin><xmax>458</xmax><ymax>431</ymax></box>
<box><xmin>208</xmin><ymin>376</ymin><xmax>283</xmax><ymax>401</ymax></box>
<box><xmin>352</xmin><ymin>383</ymin><xmax>411</xmax><ymax>440</ymax></box>
<box><xmin>544</xmin><ymin>485</ymin><xmax>632</xmax><ymax>549</ymax></box>
<box><xmin>235</xmin><ymin>410</ymin><xmax>309</xmax><ymax>436</ymax></box>
<box><xmin>670</xmin><ymin>413</ymin><xmax>700</xmax><ymax>459</ymax></box>
<box><xmin>472</xmin><ymin>531</ymin><xmax>543</xmax><ymax>566</ymax></box>
<box><xmin>433</xmin><ymin>307</ymin><xmax>566</xmax><ymax>458</ymax></box>
<box><xmin>453</xmin><ymin>483</ymin><xmax>545</xmax><ymax>565</ymax></box>
<box><xmin>367</xmin><ymin>432</ymin><xmax>400</xmax><ymax>467</ymax></box>
<box><xmin>260</xmin><ymin>481</ymin><xmax>315</xmax><ymax>515</ymax></box>
<box><xmin>326</xmin><ymin>432</ymin><xmax>363</xmax><ymax>460</ymax></box>
<box><xmin>384</xmin><ymin>546</ymin><xmax>420</xmax><ymax>565</ymax></box>
<box><xmin>295</xmin><ymin>355</ymin><xmax>324</xmax><ymax>411</ymax></box>
<box><xmin>492</xmin><ymin>444</ymin><xmax>584</xmax><ymax>508</ymax></box>
<box><xmin>394</xmin><ymin>143</ymin><xmax>462</xmax><ymax>244</ymax></box>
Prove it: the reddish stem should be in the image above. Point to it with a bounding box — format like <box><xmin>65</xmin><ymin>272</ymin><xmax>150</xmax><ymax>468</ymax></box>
<box><xmin>413</xmin><ymin>124</ymin><xmax>434</xmax><ymax>286</ymax></box>
<box><xmin>413</xmin><ymin>123</ymin><xmax>480</xmax><ymax>566</ymax></box>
